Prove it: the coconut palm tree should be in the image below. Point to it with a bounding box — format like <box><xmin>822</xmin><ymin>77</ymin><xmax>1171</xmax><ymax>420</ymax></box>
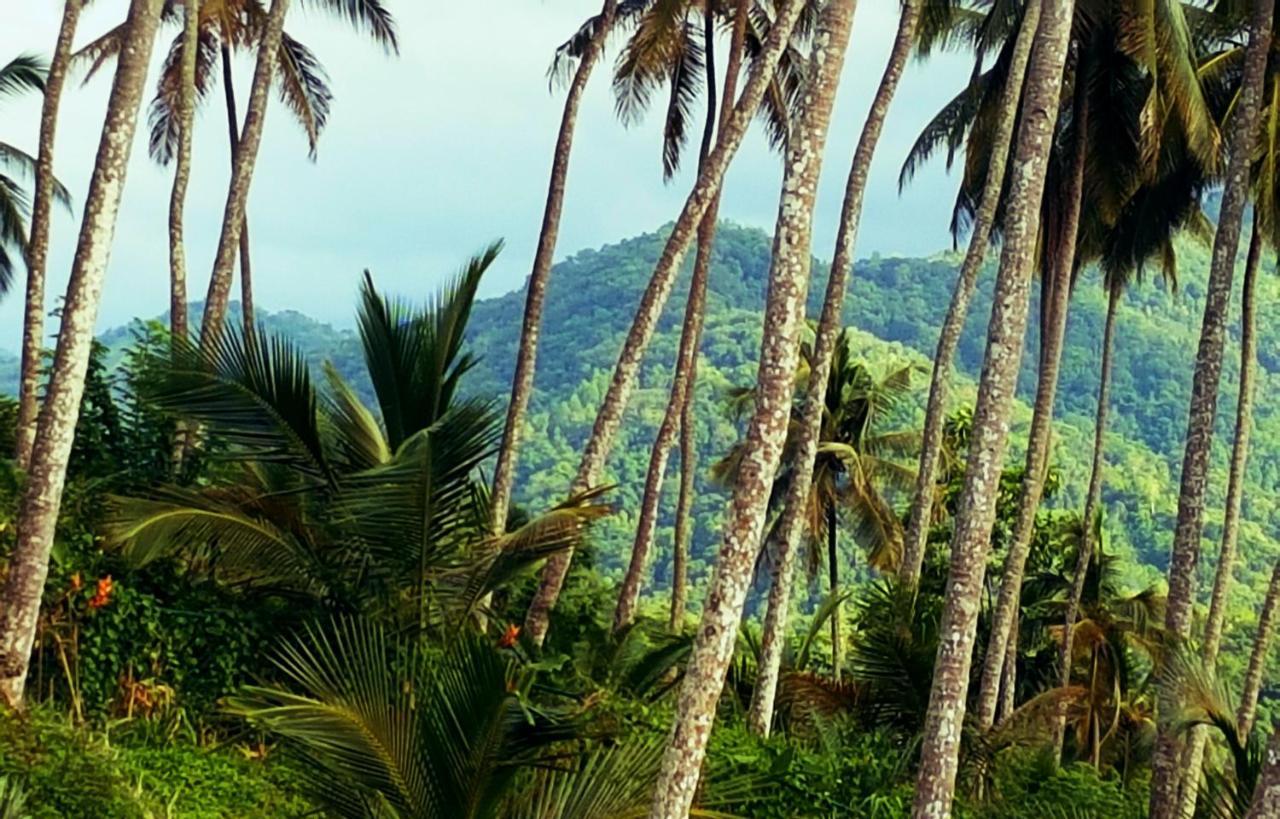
<box><xmin>167</xmin><ymin>0</ymin><xmax>198</xmax><ymax>347</ymax></box>
<box><xmin>911</xmin><ymin>0</ymin><xmax>1074</xmax><ymax>813</ymax></box>
<box><xmin>0</xmin><ymin>0</ymin><xmax>165</xmax><ymax>707</ymax></box>
<box><xmin>1150</xmin><ymin>0</ymin><xmax>1274</xmax><ymax>813</ymax></box>
<box><xmin>645</xmin><ymin>3</ymin><xmax>855</xmax><ymax>813</ymax></box>
<box><xmin>1238</xmin><ymin>559</ymin><xmax>1280</xmax><ymax>739</ymax></box>
<box><xmin>522</xmin><ymin>0</ymin><xmax>809</xmax><ymax>647</ymax></box>
<box><xmin>15</xmin><ymin>3</ymin><xmax>83</xmax><ymax>471</ymax></box>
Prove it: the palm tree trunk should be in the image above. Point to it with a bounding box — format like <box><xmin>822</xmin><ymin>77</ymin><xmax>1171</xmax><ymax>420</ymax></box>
<box><xmin>201</xmin><ymin>0</ymin><xmax>289</xmax><ymax>349</ymax></box>
<box><xmin>524</xmin><ymin>0</ymin><xmax>809</xmax><ymax>648</ymax></box>
<box><xmin>646</xmin><ymin>6</ymin><xmax>856</xmax><ymax>814</ymax></box>
<box><xmin>975</xmin><ymin>87</ymin><xmax>1089</xmax><ymax>732</ymax></box>
<box><xmin>827</xmin><ymin>500</ymin><xmax>841</xmax><ymax>679</ymax></box>
<box><xmin>1149</xmin><ymin>3</ymin><xmax>1274</xmax><ymax>815</ymax></box>
<box><xmin>1176</xmin><ymin>211</ymin><xmax>1264</xmax><ymax>817</ymax></box>
<box><xmin>487</xmin><ymin>0</ymin><xmax>619</xmax><ymax>544</ymax></box>
<box><xmin>169</xmin><ymin>0</ymin><xmax>200</xmax><ymax>344</ymax></box>
<box><xmin>614</xmin><ymin>0</ymin><xmax>737</xmax><ymax>635</ymax></box>
<box><xmin>14</xmin><ymin>0</ymin><xmax>82</xmax><ymax>470</ymax></box>
<box><xmin>1238</xmin><ymin>559</ymin><xmax>1280</xmax><ymax>738</ymax></box>
<box><xmin>911</xmin><ymin>1</ymin><xmax>1074</xmax><ymax>813</ymax></box>
<box><xmin>997</xmin><ymin>606</ymin><xmax>1018</xmax><ymax>725</ymax></box>
<box><xmin>745</xmin><ymin>0</ymin><xmax>924</xmax><ymax>736</ymax></box>
<box><xmin>1247</xmin><ymin>728</ymin><xmax>1280</xmax><ymax>819</ymax></box>
<box><xmin>0</xmin><ymin>0</ymin><xmax>164</xmax><ymax>706</ymax></box>
<box><xmin>218</xmin><ymin>43</ymin><xmax>256</xmax><ymax>336</ymax></box>
<box><xmin>668</xmin><ymin>0</ymin><xmax>751</xmax><ymax>636</ymax></box>
<box><xmin>898</xmin><ymin>0</ymin><xmax>1040</xmax><ymax>589</ymax></box>
<box><xmin>1052</xmin><ymin>281</ymin><xmax>1119</xmax><ymax>761</ymax></box>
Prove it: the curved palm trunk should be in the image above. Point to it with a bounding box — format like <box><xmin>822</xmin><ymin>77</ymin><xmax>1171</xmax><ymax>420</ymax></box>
<box><xmin>1149</xmin><ymin>4</ymin><xmax>1274</xmax><ymax>816</ymax></box>
<box><xmin>669</xmin><ymin>388</ymin><xmax>695</xmax><ymax>631</ymax></box>
<box><xmin>646</xmin><ymin>6</ymin><xmax>857</xmax><ymax>812</ymax></box>
<box><xmin>1051</xmin><ymin>281</ymin><xmax>1119</xmax><ymax>761</ymax></box>
<box><xmin>975</xmin><ymin>89</ymin><xmax>1089</xmax><ymax>731</ymax></box>
<box><xmin>0</xmin><ymin>0</ymin><xmax>164</xmax><ymax>706</ymax></box>
<box><xmin>911</xmin><ymin>2</ymin><xmax>1074</xmax><ymax>814</ymax></box>
<box><xmin>200</xmin><ymin>0</ymin><xmax>289</xmax><ymax>349</ymax></box>
<box><xmin>169</xmin><ymin>0</ymin><xmax>200</xmax><ymax>344</ymax></box>
<box><xmin>997</xmin><ymin>606</ymin><xmax>1018</xmax><ymax>725</ymax></box>
<box><xmin>488</xmin><ymin>0</ymin><xmax>620</xmax><ymax>542</ymax></box>
<box><xmin>614</xmin><ymin>0</ymin><xmax>741</xmax><ymax>635</ymax></box>
<box><xmin>898</xmin><ymin>0</ymin><xmax>1040</xmax><ymax>589</ymax></box>
<box><xmin>1176</xmin><ymin>217</ymin><xmax>1263</xmax><ymax>815</ymax></box>
<box><xmin>524</xmin><ymin>0</ymin><xmax>809</xmax><ymax>648</ymax></box>
<box><xmin>15</xmin><ymin>0</ymin><xmax>82</xmax><ymax>470</ymax></box>
<box><xmin>827</xmin><ymin>500</ymin><xmax>841</xmax><ymax>679</ymax></box>
<box><xmin>1247</xmin><ymin>729</ymin><xmax>1280</xmax><ymax>819</ymax></box>
<box><xmin>745</xmin><ymin>0</ymin><xmax>924</xmax><ymax>737</ymax></box>
<box><xmin>217</xmin><ymin>43</ymin><xmax>256</xmax><ymax>336</ymax></box>
<box><xmin>1238</xmin><ymin>558</ymin><xmax>1280</xmax><ymax>738</ymax></box>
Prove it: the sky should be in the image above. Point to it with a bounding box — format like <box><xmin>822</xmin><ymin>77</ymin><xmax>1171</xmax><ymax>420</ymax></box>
<box><xmin>0</xmin><ymin>1</ymin><xmax>971</xmax><ymax>351</ymax></box>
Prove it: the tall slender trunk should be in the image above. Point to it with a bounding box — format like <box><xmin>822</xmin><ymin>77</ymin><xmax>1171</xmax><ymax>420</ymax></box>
<box><xmin>668</xmin><ymin>0</ymin><xmax>751</xmax><ymax>636</ymax></box>
<box><xmin>488</xmin><ymin>0</ymin><xmax>620</xmax><ymax>543</ymax></box>
<box><xmin>0</xmin><ymin>0</ymin><xmax>164</xmax><ymax>706</ymax></box>
<box><xmin>1247</xmin><ymin>728</ymin><xmax>1280</xmax><ymax>819</ymax></box>
<box><xmin>975</xmin><ymin>87</ymin><xmax>1089</xmax><ymax>731</ymax></box>
<box><xmin>1149</xmin><ymin>4</ymin><xmax>1274</xmax><ymax>815</ymax></box>
<box><xmin>218</xmin><ymin>43</ymin><xmax>256</xmax><ymax>335</ymax></box>
<box><xmin>1176</xmin><ymin>213</ymin><xmax>1263</xmax><ymax>817</ymax></box>
<box><xmin>745</xmin><ymin>0</ymin><xmax>923</xmax><ymax>736</ymax></box>
<box><xmin>911</xmin><ymin>2</ymin><xmax>1073</xmax><ymax>814</ymax></box>
<box><xmin>200</xmin><ymin>0</ymin><xmax>289</xmax><ymax>349</ymax></box>
<box><xmin>898</xmin><ymin>0</ymin><xmax>1040</xmax><ymax>589</ymax></box>
<box><xmin>827</xmin><ymin>500</ymin><xmax>841</xmax><ymax>679</ymax></box>
<box><xmin>1238</xmin><ymin>559</ymin><xmax>1280</xmax><ymax>738</ymax></box>
<box><xmin>169</xmin><ymin>0</ymin><xmax>200</xmax><ymax>344</ymax></box>
<box><xmin>15</xmin><ymin>0</ymin><xmax>82</xmax><ymax>470</ymax></box>
<box><xmin>1052</xmin><ymin>282</ymin><xmax>1119</xmax><ymax>761</ymax></box>
<box><xmin>613</xmin><ymin>0</ymin><xmax>734</xmax><ymax>634</ymax></box>
<box><xmin>646</xmin><ymin>6</ymin><xmax>856</xmax><ymax>814</ymax></box>
<box><xmin>524</xmin><ymin>0</ymin><xmax>809</xmax><ymax>647</ymax></box>
<box><xmin>997</xmin><ymin>606</ymin><xmax>1018</xmax><ymax>725</ymax></box>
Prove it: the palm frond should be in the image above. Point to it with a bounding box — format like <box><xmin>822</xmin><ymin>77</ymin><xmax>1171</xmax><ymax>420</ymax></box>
<box><xmin>300</xmin><ymin>0</ymin><xmax>399</xmax><ymax>54</ymax></box>
<box><xmin>274</xmin><ymin>32</ymin><xmax>333</xmax><ymax>159</ymax></box>
<box><xmin>0</xmin><ymin>54</ymin><xmax>46</xmax><ymax>99</ymax></box>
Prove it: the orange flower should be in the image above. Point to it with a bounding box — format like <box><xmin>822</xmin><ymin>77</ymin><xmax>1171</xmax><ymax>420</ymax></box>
<box><xmin>69</xmin><ymin>572</ymin><xmax>83</xmax><ymax>593</ymax></box>
<box><xmin>88</xmin><ymin>575</ymin><xmax>114</xmax><ymax>609</ymax></box>
<box><xmin>498</xmin><ymin>624</ymin><xmax>521</xmax><ymax>649</ymax></box>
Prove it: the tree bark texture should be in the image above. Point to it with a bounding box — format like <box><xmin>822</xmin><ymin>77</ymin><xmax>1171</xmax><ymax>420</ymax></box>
<box><xmin>169</xmin><ymin>0</ymin><xmax>199</xmax><ymax>344</ymax></box>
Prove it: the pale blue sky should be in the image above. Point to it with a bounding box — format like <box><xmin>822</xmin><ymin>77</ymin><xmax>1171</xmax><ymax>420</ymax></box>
<box><xmin>0</xmin><ymin>1</ymin><xmax>969</xmax><ymax>351</ymax></box>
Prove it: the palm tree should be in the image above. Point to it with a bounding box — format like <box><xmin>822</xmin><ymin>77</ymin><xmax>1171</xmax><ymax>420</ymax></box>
<box><xmin>646</xmin><ymin>3</ymin><xmax>856</xmax><ymax>814</ymax></box>
<box><xmin>488</xmin><ymin>0</ymin><xmax>620</xmax><ymax>551</ymax></box>
<box><xmin>522</xmin><ymin>0</ymin><xmax>810</xmax><ymax>647</ymax></box>
<box><xmin>1238</xmin><ymin>559</ymin><xmax>1280</xmax><ymax>738</ymax></box>
<box><xmin>1150</xmin><ymin>1</ymin><xmax>1275</xmax><ymax>813</ymax></box>
<box><xmin>911</xmin><ymin>0</ymin><xmax>1075</xmax><ymax>813</ymax></box>
<box><xmin>167</xmin><ymin>0</ymin><xmax>199</xmax><ymax>346</ymax></box>
<box><xmin>898</xmin><ymin>0</ymin><xmax>1042</xmax><ymax>589</ymax></box>
<box><xmin>15</xmin><ymin>3</ymin><xmax>82</xmax><ymax>471</ymax></box>
<box><xmin>0</xmin><ymin>55</ymin><xmax>62</xmax><ymax>289</ymax></box>
<box><xmin>612</xmin><ymin>0</ymin><xmax>803</xmax><ymax>634</ymax></box>
<box><xmin>1247</xmin><ymin>727</ymin><xmax>1280</xmax><ymax>817</ymax></box>
<box><xmin>0</xmin><ymin>0</ymin><xmax>165</xmax><ymax>706</ymax></box>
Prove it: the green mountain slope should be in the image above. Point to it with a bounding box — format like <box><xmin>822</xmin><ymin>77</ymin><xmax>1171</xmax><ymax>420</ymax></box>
<box><xmin>4</xmin><ymin>223</ymin><xmax>1277</xmax><ymax>648</ymax></box>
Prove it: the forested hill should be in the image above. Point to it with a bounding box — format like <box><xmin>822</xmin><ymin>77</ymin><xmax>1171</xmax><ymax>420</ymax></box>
<box><xmin>5</xmin><ymin>221</ymin><xmax>1279</xmax><ymax>631</ymax></box>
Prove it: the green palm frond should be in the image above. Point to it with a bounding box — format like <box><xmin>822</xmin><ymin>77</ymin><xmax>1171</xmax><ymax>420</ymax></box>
<box><xmin>146</xmin><ymin>329</ymin><xmax>335</xmax><ymax>485</ymax></box>
<box><xmin>148</xmin><ymin>25</ymin><xmax>222</xmax><ymax>165</ymax></box>
<box><xmin>300</xmin><ymin>0</ymin><xmax>399</xmax><ymax>54</ymax></box>
<box><xmin>0</xmin><ymin>142</ymin><xmax>70</xmax><ymax>209</ymax></box>
<box><xmin>0</xmin><ymin>55</ymin><xmax>45</xmax><ymax>99</ymax></box>
<box><xmin>322</xmin><ymin>362</ymin><xmax>390</xmax><ymax>472</ymax></box>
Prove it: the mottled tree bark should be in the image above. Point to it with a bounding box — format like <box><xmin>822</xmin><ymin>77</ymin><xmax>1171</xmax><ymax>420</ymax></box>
<box><xmin>614</xmin><ymin>0</ymin><xmax>740</xmax><ymax>635</ymax></box>
<box><xmin>898</xmin><ymin>0</ymin><xmax>1040</xmax><ymax>589</ymax></box>
<box><xmin>1176</xmin><ymin>213</ymin><xmax>1263</xmax><ymax>817</ymax></box>
<box><xmin>1148</xmin><ymin>3</ymin><xmax>1273</xmax><ymax>815</ymax></box>
<box><xmin>200</xmin><ymin>0</ymin><xmax>289</xmax><ymax>349</ymax></box>
<box><xmin>1051</xmin><ymin>282</ymin><xmax>1119</xmax><ymax>761</ymax></box>
<box><xmin>524</xmin><ymin>0</ymin><xmax>809</xmax><ymax>647</ymax></box>
<box><xmin>15</xmin><ymin>0</ymin><xmax>82</xmax><ymax>470</ymax></box>
<box><xmin>911</xmin><ymin>2</ymin><xmax>1073</xmax><ymax>814</ymax></box>
<box><xmin>669</xmin><ymin>392</ymin><xmax>694</xmax><ymax>631</ymax></box>
<box><xmin>488</xmin><ymin>0</ymin><xmax>619</xmax><ymax>545</ymax></box>
<box><xmin>218</xmin><ymin>43</ymin><xmax>256</xmax><ymax>337</ymax></box>
<box><xmin>1247</xmin><ymin>728</ymin><xmax>1280</xmax><ymax>819</ymax></box>
<box><xmin>646</xmin><ymin>5</ymin><xmax>857</xmax><ymax>814</ymax></box>
<box><xmin>975</xmin><ymin>88</ymin><xmax>1088</xmax><ymax>731</ymax></box>
<box><xmin>997</xmin><ymin>607</ymin><xmax>1018</xmax><ymax>725</ymax></box>
<box><xmin>0</xmin><ymin>0</ymin><xmax>164</xmax><ymax>706</ymax></box>
<box><xmin>1238</xmin><ymin>559</ymin><xmax>1280</xmax><ymax>738</ymax></box>
<box><xmin>169</xmin><ymin>0</ymin><xmax>199</xmax><ymax>344</ymax></box>
<box><xmin>747</xmin><ymin>0</ymin><xmax>923</xmax><ymax>736</ymax></box>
